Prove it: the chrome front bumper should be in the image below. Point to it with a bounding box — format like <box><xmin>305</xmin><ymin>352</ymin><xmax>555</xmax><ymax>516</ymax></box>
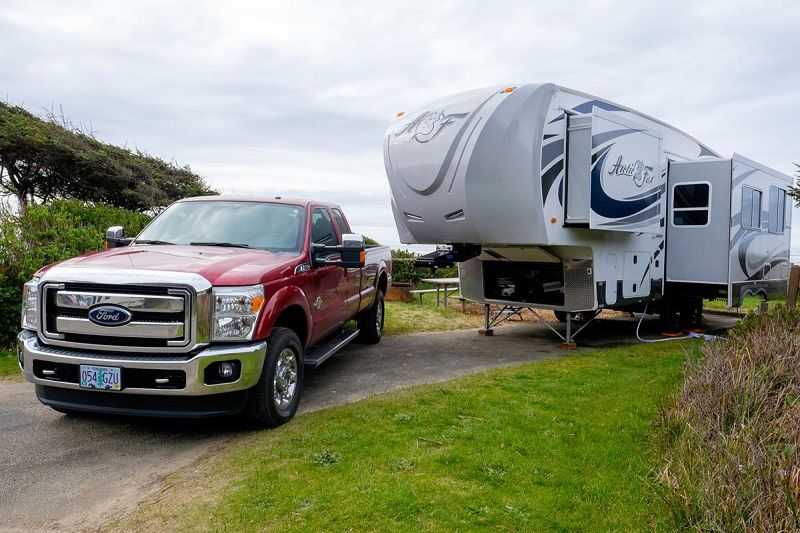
<box><xmin>18</xmin><ymin>330</ymin><xmax>267</xmax><ymax>396</ymax></box>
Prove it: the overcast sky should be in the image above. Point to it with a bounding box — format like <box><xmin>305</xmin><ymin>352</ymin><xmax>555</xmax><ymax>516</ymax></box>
<box><xmin>2</xmin><ymin>0</ymin><xmax>799</xmax><ymax>251</ymax></box>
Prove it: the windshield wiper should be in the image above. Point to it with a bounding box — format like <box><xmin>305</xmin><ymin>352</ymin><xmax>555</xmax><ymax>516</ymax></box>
<box><xmin>189</xmin><ymin>242</ymin><xmax>253</xmax><ymax>249</ymax></box>
<box><xmin>134</xmin><ymin>239</ymin><xmax>175</xmax><ymax>245</ymax></box>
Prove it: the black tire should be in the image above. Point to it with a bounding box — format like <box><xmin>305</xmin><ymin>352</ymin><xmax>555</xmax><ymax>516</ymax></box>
<box><xmin>357</xmin><ymin>291</ymin><xmax>384</xmax><ymax>344</ymax></box>
<box><xmin>244</xmin><ymin>327</ymin><xmax>304</xmax><ymax>428</ymax></box>
<box><xmin>554</xmin><ymin>311</ymin><xmax>585</xmax><ymax>323</ymax></box>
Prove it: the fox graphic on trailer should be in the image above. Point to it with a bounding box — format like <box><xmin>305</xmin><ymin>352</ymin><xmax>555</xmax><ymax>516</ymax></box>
<box><xmin>383</xmin><ymin>83</ymin><xmax>792</xmax><ymax>344</ymax></box>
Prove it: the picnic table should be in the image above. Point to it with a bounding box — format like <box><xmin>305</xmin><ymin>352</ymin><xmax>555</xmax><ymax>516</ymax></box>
<box><xmin>419</xmin><ymin>277</ymin><xmax>460</xmax><ymax>308</ymax></box>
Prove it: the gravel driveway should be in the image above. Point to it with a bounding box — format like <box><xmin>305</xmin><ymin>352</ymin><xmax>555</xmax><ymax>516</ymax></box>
<box><xmin>0</xmin><ymin>314</ymin><xmax>737</xmax><ymax>532</ymax></box>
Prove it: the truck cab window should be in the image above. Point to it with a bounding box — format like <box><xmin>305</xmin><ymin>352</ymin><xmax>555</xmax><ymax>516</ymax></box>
<box><xmin>312</xmin><ymin>208</ymin><xmax>339</xmax><ymax>245</ymax></box>
<box><xmin>331</xmin><ymin>208</ymin><xmax>352</xmax><ymax>234</ymax></box>
<box><xmin>672</xmin><ymin>182</ymin><xmax>710</xmax><ymax>227</ymax></box>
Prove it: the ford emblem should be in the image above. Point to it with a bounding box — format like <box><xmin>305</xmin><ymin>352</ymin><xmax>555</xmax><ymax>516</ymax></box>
<box><xmin>88</xmin><ymin>305</ymin><xmax>132</xmax><ymax>327</ymax></box>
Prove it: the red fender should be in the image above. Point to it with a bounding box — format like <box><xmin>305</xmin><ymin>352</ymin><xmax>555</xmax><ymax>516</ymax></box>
<box><xmin>255</xmin><ymin>284</ymin><xmax>312</xmax><ymax>346</ymax></box>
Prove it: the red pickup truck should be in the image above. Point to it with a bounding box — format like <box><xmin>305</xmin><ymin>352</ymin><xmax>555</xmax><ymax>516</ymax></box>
<box><xmin>17</xmin><ymin>196</ymin><xmax>392</xmax><ymax>426</ymax></box>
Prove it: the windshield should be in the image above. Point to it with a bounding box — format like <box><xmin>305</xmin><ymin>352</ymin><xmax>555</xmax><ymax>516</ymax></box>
<box><xmin>135</xmin><ymin>201</ymin><xmax>306</xmax><ymax>252</ymax></box>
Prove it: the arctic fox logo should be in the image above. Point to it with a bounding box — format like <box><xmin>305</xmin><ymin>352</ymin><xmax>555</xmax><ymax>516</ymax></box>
<box><xmin>395</xmin><ymin>110</ymin><xmax>469</xmax><ymax>143</ymax></box>
<box><xmin>608</xmin><ymin>155</ymin><xmax>655</xmax><ymax>188</ymax></box>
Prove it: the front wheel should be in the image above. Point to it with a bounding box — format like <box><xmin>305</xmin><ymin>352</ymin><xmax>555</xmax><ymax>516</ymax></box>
<box><xmin>357</xmin><ymin>291</ymin><xmax>384</xmax><ymax>344</ymax></box>
<box><xmin>244</xmin><ymin>327</ymin><xmax>304</xmax><ymax>428</ymax></box>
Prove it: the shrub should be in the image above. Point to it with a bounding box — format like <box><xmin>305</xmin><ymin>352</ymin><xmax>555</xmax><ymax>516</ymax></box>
<box><xmin>656</xmin><ymin>307</ymin><xmax>800</xmax><ymax>531</ymax></box>
<box><xmin>0</xmin><ymin>200</ymin><xmax>150</xmax><ymax>345</ymax></box>
<box><xmin>390</xmin><ymin>249</ymin><xmax>419</xmax><ymax>284</ymax></box>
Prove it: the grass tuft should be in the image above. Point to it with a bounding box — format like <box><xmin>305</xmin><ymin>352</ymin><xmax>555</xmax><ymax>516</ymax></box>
<box><xmin>311</xmin><ymin>449</ymin><xmax>341</xmax><ymax>467</ymax></box>
<box><xmin>656</xmin><ymin>306</ymin><xmax>800</xmax><ymax>532</ymax></box>
<box><xmin>0</xmin><ymin>350</ymin><xmax>20</xmax><ymax>379</ymax></box>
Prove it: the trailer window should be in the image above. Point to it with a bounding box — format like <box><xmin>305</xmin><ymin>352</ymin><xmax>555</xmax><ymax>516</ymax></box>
<box><xmin>672</xmin><ymin>182</ymin><xmax>710</xmax><ymax>227</ymax></box>
<box><xmin>741</xmin><ymin>186</ymin><xmax>762</xmax><ymax>230</ymax></box>
<box><xmin>768</xmin><ymin>186</ymin><xmax>786</xmax><ymax>234</ymax></box>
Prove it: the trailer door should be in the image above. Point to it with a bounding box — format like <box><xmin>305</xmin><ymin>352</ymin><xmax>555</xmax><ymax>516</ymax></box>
<box><xmin>666</xmin><ymin>159</ymin><xmax>731</xmax><ymax>284</ymax></box>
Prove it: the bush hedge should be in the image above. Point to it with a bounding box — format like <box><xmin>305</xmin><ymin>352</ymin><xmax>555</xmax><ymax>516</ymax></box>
<box><xmin>657</xmin><ymin>307</ymin><xmax>800</xmax><ymax>531</ymax></box>
<box><xmin>0</xmin><ymin>200</ymin><xmax>150</xmax><ymax>346</ymax></box>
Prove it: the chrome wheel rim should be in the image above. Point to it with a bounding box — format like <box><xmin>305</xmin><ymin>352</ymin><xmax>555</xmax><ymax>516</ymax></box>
<box><xmin>376</xmin><ymin>300</ymin><xmax>384</xmax><ymax>332</ymax></box>
<box><xmin>273</xmin><ymin>347</ymin><xmax>298</xmax><ymax>414</ymax></box>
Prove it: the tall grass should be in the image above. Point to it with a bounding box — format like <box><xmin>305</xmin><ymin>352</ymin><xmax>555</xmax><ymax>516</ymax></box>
<box><xmin>657</xmin><ymin>307</ymin><xmax>800</xmax><ymax>531</ymax></box>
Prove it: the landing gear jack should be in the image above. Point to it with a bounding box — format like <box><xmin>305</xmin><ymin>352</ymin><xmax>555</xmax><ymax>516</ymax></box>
<box><xmin>479</xmin><ymin>304</ymin><xmax>599</xmax><ymax>348</ymax></box>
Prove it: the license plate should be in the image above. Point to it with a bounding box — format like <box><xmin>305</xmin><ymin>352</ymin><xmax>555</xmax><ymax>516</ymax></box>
<box><xmin>79</xmin><ymin>365</ymin><xmax>122</xmax><ymax>390</ymax></box>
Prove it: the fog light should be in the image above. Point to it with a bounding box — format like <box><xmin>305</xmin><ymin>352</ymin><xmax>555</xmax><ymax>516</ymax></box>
<box><xmin>204</xmin><ymin>360</ymin><xmax>241</xmax><ymax>385</ymax></box>
<box><xmin>218</xmin><ymin>362</ymin><xmax>235</xmax><ymax>379</ymax></box>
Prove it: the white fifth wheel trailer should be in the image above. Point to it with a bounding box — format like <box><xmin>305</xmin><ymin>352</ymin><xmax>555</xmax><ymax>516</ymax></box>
<box><xmin>383</xmin><ymin>83</ymin><xmax>792</xmax><ymax>344</ymax></box>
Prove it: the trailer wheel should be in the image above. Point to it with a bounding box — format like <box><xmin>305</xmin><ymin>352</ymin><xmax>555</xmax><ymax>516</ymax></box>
<box><xmin>244</xmin><ymin>327</ymin><xmax>304</xmax><ymax>428</ymax></box>
<box><xmin>357</xmin><ymin>291</ymin><xmax>384</xmax><ymax>344</ymax></box>
<box><xmin>554</xmin><ymin>311</ymin><xmax>586</xmax><ymax>323</ymax></box>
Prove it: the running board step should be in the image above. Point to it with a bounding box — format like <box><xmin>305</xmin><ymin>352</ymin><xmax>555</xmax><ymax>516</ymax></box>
<box><xmin>304</xmin><ymin>329</ymin><xmax>360</xmax><ymax>368</ymax></box>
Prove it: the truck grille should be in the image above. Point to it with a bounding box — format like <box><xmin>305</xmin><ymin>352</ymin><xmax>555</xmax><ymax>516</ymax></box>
<box><xmin>40</xmin><ymin>282</ymin><xmax>194</xmax><ymax>353</ymax></box>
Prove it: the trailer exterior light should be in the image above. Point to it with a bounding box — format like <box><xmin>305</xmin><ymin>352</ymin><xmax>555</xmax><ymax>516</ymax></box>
<box><xmin>396</xmin><ymin>111</ymin><xmax>405</xmax><ymax>118</ymax></box>
<box><xmin>501</xmin><ymin>87</ymin><xmax>514</xmax><ymax>93</ymax></box>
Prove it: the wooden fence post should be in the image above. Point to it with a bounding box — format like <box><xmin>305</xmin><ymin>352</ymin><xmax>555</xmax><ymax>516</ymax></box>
<box><xmin>787</xmin><ymin>265</ymin><xmax>800</xmax><ymax>309</ymax></box>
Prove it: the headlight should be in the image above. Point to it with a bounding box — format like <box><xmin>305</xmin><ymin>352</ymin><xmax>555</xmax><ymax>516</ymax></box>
<box><xmin>21</xmin><ymin>278</ymin><xmax>40</xmax><ymax>330</ymax></box>
<box><xmin>212</xmin><ymin>285</ymin><xmax>266</xmax><ymax>341</ymax></box>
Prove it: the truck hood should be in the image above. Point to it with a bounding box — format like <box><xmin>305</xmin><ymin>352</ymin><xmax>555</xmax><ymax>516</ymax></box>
<box><xmin>49</xmin><ymin>245</ymin><xmax>302</xmax><ymax>286</ymax></box>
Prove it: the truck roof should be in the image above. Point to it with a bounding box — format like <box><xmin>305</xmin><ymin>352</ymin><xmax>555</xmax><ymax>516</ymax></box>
<box><xmin>178</xmin><ymin>195</ymin><xmax>340</xmax><ymax>209</ymax></box>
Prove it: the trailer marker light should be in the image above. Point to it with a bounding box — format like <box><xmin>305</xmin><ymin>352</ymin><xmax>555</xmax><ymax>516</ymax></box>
<box><xmin>550</xmin><ymin>217</ymin><xmax>557</xmax><ymax>224</ymax></box>
<box><xmin>501</xmin><ymin>87</ymin><xmax>514</xmax><ymax>93</ymax></box>
<box><xmin>396</xmin><ymin>111</ymin><xmax>405</xmax><ymax>118</ymax></box>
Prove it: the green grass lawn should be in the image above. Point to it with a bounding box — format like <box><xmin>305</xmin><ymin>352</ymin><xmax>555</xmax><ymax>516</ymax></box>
<box><xmin>117</xmin><ymin>342</ymin><xmax>695</xmax><ymax>532</ymax></box>
<box><xmin>0</xmin><ymin>350</ymin><xmax>20</xmax><ymax>379</ymax></box>
<box><xmin>704</xmin><ymin>295</ymin><xmax>785</xmax><ymax>311</ymax></box>
<box><xmin>384</xmin><ymin>300</ymin><xmax>483</xmax><ymax>335</ymax></box>
<box><xmin>384</xmin><ymin>288</ymin><xmax>484</xmax><ymax>335</ymax></box>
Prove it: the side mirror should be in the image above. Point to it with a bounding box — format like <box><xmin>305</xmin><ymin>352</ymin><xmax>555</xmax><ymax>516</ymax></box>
<box><xmin>105</xmin><ymin>226</ymin><xmax>133</xmax><ymax>249</ymax></box>
<box><xmin>312</xmin><ymin>233</ymin><xmax>366</xmax><ymax>268</ymax></box>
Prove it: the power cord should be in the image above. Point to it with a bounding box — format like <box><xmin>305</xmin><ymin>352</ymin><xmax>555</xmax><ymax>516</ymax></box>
<box><xmin>635</xmin><ymin>303</ymin><xmax>727</xmax><ymax>343</ymax></box>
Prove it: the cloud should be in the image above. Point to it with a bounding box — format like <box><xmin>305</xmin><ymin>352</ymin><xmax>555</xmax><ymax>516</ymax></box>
<box><xmin>1</xmin><ymin>0</ymin><xmax>798</xmax><ymax>249</ymax></box>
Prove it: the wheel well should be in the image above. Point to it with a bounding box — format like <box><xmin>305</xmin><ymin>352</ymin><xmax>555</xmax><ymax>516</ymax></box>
<box><xmin>378</xmin><ymin>272</ymin><xmax>388</xmax><ymax>295</ymax></box>
<box><xmin>272</xmin><ymin>305</ymin><xmax>308</xmax><ymax>346</ymax></box>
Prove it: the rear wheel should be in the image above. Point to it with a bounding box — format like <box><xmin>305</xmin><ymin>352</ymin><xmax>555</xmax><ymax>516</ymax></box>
<box><xmin>357</xmin><ymin>291</ymin><xmax>384</xmax><ymax>344</ymax></box>
<box><xmin>244</xmin><ymin>327</ymin><xmax>304</xmax><ymax>428</ymax></box>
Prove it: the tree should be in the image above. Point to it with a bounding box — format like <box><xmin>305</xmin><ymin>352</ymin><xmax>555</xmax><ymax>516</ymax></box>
<box><xmin>792</xmin><ymin>163</ymin><xmax>800</xmax><ymax>205</ymax></box>
<box><xmin>0</xmin><ymin>102</ymin><xmax>216</xmax><ymax>212</ymax></box>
